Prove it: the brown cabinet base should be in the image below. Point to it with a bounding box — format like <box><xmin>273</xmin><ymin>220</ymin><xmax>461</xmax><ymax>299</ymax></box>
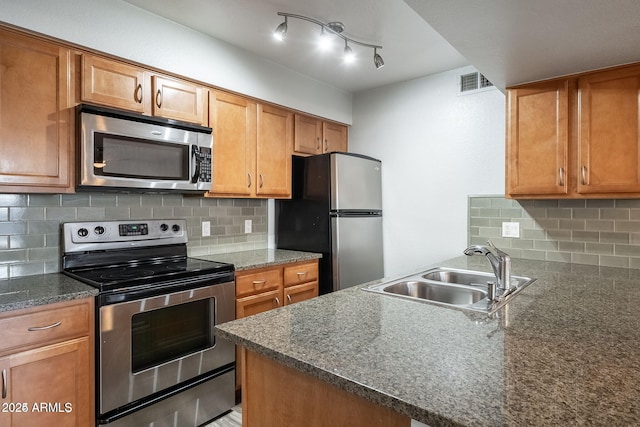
<box><xmin>241</xmin><ymin>349</ymin><xmax>410</xmax><ymax>427</ymax></box>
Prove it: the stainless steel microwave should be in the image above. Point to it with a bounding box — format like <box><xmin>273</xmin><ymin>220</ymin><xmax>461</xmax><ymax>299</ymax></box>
<box><xmin>77</xmin><ymin>104</ymin><xmax>212</xmax><ymax>193</ymax></box>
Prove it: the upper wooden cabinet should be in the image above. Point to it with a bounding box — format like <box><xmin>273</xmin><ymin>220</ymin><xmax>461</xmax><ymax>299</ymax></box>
<box><xmin>506</xmin><ymin>80</ymin><xmax>570</xmax><ymax>197</ymax></box>
<box><xmin>294</xmin><ymin>113</ymin><xmax>348</xmax><ymax>155</ymax></box>
<box><xmin>506</xmin><ymin>63</ymin><xmax>640</xmax><ymax>199</ymax></box>
<box><xmin>577</xmin><ymin>65</ymin><xmax>640</xmax><ymax>194</ymax></box>
<box><xmin>208</xmin><ymin>90</ymin><xmax>292</xmax><ymax>198</ymax></box>
<box><xmin>82</xmin><ymin>54</ymin><xmax>207</xmax><ymax>125</ymax></box>
<box><xmin>0</xmin><ymin>28</ymin><xmax>74</xmax><ymax>193</ymax></box>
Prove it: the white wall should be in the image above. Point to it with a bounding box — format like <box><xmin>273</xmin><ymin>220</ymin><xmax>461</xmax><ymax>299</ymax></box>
<box><xmin>350</xmin><ymin>66</ymin><xmax>505</xmax><ymax>277</ymax></box>
<box><xmin>0</xmin><ymin>0</ymin><xmax>352</xmax><ymax>124</ymax></box>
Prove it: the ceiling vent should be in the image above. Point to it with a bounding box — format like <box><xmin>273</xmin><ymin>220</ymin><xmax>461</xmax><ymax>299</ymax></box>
<box><xmin>459</xmin><ymin>71</ymin><xmax>494</xmax><ymax>94</ymax></box>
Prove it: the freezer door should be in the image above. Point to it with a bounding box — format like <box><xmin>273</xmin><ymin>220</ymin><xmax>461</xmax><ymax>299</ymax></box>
<box><xmin>331</xmin><ymin>153</ymin><xmax>382</xmax><ymax>211</ymax></box>
<box><xmin>331</xmin><ymin>215</ymin><xmax>384</xmax><ymax>291</ymax></box>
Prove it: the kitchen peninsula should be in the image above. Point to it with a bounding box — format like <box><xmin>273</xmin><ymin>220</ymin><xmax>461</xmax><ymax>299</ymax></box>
<box><xmin>216</xmin><ymin>256</ymin><xmax>640</xmax><ymax>426</ymax></box>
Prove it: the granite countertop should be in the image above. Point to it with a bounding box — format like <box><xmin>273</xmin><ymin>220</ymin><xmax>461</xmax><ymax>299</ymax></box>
<box><xmin>216</xmin><ymin>256</ymin><xmax>640</xmax><ymax>426</ymax></box>
<box><xmin>0</xmin><ymin>274</ymin><xmax>98</xmax><ymax>313</ymax></box>
<box><xmin>195</xmin><ymin>248</ymin><xmax>321</xmax><ymax>271</ymax></box>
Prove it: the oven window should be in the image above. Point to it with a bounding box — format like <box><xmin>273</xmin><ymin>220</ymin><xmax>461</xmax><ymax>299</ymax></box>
<box><xmin>94</xmin><ymin>132</ymin><xmax>189</xmax><ymax>180</ymax></box>
<box><xmin>131</xmin><ymin>299</ymin><xmax>213</xmax><ymax>373</ymax></box>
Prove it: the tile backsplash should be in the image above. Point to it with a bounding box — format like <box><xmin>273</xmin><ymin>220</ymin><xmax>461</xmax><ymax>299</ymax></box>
<box><xmin>469</xmin><ymin>196</ymin><xmax>640</xmax><ymax>269</ymax></box>
<box><xmin>0</xmin><ymin>193</ymin><xmax>267</xmax><ymax>279</ymax></box>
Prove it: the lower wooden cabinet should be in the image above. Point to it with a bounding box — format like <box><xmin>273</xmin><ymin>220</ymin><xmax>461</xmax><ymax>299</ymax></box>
<box><xmin>234</xmin><ymin>259</ymin><xmax>319</xmax><ymax>391</ymax></box>
<box><xmin>0</xmin><ymin>298</ymin><xmax>94</xmax><ymax>427</ymax></box>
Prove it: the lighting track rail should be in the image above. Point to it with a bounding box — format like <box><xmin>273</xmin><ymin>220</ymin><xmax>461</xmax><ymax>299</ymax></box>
<box><xmin>274</xmin><ymin>12</ymin><xmax>384</xmax><ymax>69</ymax></box>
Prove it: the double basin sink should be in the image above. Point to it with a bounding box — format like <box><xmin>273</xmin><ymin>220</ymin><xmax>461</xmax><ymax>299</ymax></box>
<box><xmin>364</xmin><ymin>267</ymin><xmax>536</xmax><ymax>314</ymax></box>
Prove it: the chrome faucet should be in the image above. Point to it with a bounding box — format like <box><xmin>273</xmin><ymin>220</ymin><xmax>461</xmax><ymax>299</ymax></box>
<box><xmin>463</xmin><ymin>240</ymin><xmax>512</xmax><ymax>299</ymax></box>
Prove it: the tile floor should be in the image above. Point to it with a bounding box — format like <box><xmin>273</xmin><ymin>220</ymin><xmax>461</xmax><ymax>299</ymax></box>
<box><xmin>205</xmin><ymin>405</ymin><xmax>242</xmax><ymax>427</ymax></box>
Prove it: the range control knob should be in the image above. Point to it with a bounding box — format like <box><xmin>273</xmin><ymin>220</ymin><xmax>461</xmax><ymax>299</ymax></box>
<box><xmin>172</xmin><ymin>224</ymin><xmax>180</xmax><ymax>232</ymax></box>
<box><xmin>160</xmin><ymin>223</ymin><xmax>169</xmax><ymax>232</ymax></box>
<box><xmin>77</xmin><ymin>228</ymin><xmax>89</xmax><ymax>237</ymax></box>
<box><xmin>94</xmin><ymin>226</ymin><xmax>105</xmax><ymax>235</ymax></box>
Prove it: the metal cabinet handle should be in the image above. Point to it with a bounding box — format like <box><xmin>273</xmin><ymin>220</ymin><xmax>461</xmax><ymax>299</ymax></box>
<box><xmin>2</xmin><ymin>369</ymin><xmax>6</xmax><ymax>399</ymax></box>
<box><xmin>28</xmin><ymin>321</ymin><xmax>62</xmax><ymax>332</ymax></box>
<box><xmin>287</xmin><ymin>294</ymin><xmax>292</xmax><ymax>303</ymax></box>
<box><xmin>259</xmin><ymin>173</ymin><xmax>264</xmax><ymax>188</ymax></box>
<box><xmin>581</xmin><ymin>165</ymin><xmax>587</xmax><ymax>185</ymax></box>
<box><xmin>316</xmin><ymin>137</ymin><xmax>320</xmax><ymax>150</ymax></box>
<box><xmin>274</xmin><ymin>297</ymin><xmax>281</xmax><ymax>306</ymax></box>
<box><xmin>155</xmin><ymin>89</ymin><xmax>162</xmax><ymax>108</ymax></box>
<box><xmin>558</xmin><ymin>167</ymin><xmax>564</xmax><ymax>186</ymax></box>
<box><xmin>252</xmin><ymin>280</ymin><xmax>266</xmax><ymax>286</ymax></box>
<box><xmin>135</xmin><ymin>84</ymin><xmax>143</xmax><ymax>103</ymax></box>
<box><xmin>296</xmin><ymin>272</ymin><xmax>307</xmax><ymax>278</ymax></box>
<box><xmin>247</xmin><ymin>173</ymin><xmax>252</xmax><ymax>188</ymax></box>
<box><xmin>324</xmin><ymin>139</ymin><xmax>328</xmax><ymax>152</ymax></box>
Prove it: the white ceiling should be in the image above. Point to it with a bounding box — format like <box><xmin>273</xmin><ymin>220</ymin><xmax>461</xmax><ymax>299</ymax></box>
<box><xmin>123</xmin><ymin>0</ymin><xmax>640</xmax><ymax>93</ymax></box>
<box><xmin>121</xmin><ymin>0</ymin><xmax>468</xmax><ymax>93</ymax></box>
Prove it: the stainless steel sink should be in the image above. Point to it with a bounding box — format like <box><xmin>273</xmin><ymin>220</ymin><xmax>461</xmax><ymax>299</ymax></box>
<box><xmin>364</xmin><ymin>267</ymin><xmax>536</xmax><ymax>314</ymax></box>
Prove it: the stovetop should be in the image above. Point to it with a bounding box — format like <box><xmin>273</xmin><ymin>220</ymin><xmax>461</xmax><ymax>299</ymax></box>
<box><xmin>61</xmin><ymin>219</ymin><xmax>235</xmax><ymax>292</ymax></box>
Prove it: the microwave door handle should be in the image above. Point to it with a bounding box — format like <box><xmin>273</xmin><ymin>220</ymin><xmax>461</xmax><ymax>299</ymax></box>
<box><xmin>191</xmin><ymin>145</ymin><xmax>201</xmax><ymax>183</ymax></box>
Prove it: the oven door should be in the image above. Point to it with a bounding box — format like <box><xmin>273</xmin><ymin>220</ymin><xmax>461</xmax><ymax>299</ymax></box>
<box><xmin>98</xmin><ymin>280</ymin><xmax>235</xmax><ymax>416</ymax></box>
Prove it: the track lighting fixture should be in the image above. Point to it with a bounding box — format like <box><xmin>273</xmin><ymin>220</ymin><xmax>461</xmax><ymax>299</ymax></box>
<box><xmin>274</xmin><ymin>12</ymin><xmax>384</xmax><ymax>69</ymax></box>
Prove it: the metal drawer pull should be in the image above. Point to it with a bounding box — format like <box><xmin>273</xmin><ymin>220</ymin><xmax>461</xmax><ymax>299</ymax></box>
<box><xmin>27</xmin><ymin>321</ymin><xmax>62</xmax><ymax>332</ymax></box>
<box><xmin>252</xmin><ymin>280</ymin><xmax>266</xmax><ymax>286</ymax></box>
<box><xmin>155</xmin><ymin>89</ymin><xmax>162</xmax><ymax>108</ymax></box>
<box><xmin>558</xmin><ymin>167</ymin><xmax>564</xmax><ymax>186</ymax></box>
<box><xmin>581</xmin><ymin>165</ymin><xmax>587</xmax><ymax>185</ymax></box>
<box><xmin>248</xmin><ymin>173</ymin><xmax>252</xmax><ymax>188</ymax></box>
<box><xmin>275</xmin><ymin>297</ymin><xmax>281</xmax><ymax>306</ymax></box>
<box><xmin>2</xmin><ymin>369</ymin><xmax>6</xmax><ymax>399</ymax></box>
<box><xmin>296</xmin><ymin>272</ymin><xmax>307</xmax><ymax>277</ymax></box>
<box><xmin>134</xmin><ymin>84</ymin><xmax>143</xmax><ymax>103</ymax></box>
<box><xmin>259</xmin><ymin>173</ymin><xmax>264</xmax><ymax>188</ymax></box>
<box><xmin>287</xmin><ymin>294</ymin><xmax>292</xmax><ymax>303</ymax></box>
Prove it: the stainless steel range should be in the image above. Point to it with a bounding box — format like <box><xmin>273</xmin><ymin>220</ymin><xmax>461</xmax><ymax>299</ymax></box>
<box><xmin>61</xmin><ymin>219</ymin><xmax>235</xmax><ymax>427</ymax></box>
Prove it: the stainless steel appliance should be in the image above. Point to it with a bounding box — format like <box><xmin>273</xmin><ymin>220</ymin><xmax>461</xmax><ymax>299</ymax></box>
<box><xmin>77</xmin><ymin>104</ymin><xmax>212</xmax><ymax>193</ymax></box>
<box><xmin>61</xmin><ymin>219</ymin><xmax>235</xmax><ymax>426</ymax></box>
<box><xmin>276</xmin><ymin>152</ymin><xmax>384</xmax><ymax>294</ymax></box>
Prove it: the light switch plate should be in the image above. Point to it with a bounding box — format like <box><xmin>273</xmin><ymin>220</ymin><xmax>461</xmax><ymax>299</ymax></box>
<box><xmin>244</xmin><ymin>219</ymin><xmax>252</xmax><ymax>233</ymax></box>
<box><xmin>501</xmin><ymin>222</ymin><xmax>520</xmax><ymax>238</ymax></box>
<box><xmin>202</xmin><ymin>221</ymin><xmax>211</xmax><ymax>237</ymax></box>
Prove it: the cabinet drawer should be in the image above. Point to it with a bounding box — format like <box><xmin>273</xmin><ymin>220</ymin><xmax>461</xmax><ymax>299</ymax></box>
<box><xmin>284</xmin><ymin>261</ymin><xmax>318</xmax><ymax>287</ymax></box>
<box><xmin>236</xmin><ymin>289</ymin><xmax>283</xmax><ymax>318</ymax></box>
<box><xmin>236</xmin><ymin>268</ymin><xmax>282</xmax><ymax>297</ymax></box>
<box><xmin>0</xmin><ymin>299</ymin><xmax>91</xmax><ymax>355</ymax></box>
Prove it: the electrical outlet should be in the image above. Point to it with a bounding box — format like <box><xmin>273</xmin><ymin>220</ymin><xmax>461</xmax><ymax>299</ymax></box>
<box><xmin>501</xmin><ymin>222</ymin><xmax>520</xmax><ymax>238</ymax></box>
<box><xmin>202</xmin><ymin>221</ymin><xmax>210</xmax><ymax>237</ymax></box>
<box><xmin>244</xmin><ymin>219</ymin><xmax>252</xmax><ymax>233</ymax></box>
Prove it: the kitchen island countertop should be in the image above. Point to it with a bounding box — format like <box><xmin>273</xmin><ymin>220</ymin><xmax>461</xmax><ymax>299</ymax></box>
<box><xmin>194</xmin><ymin>248</ymin><xmax>321</xmax><ymax>271</ymax></box>
<box><xmin>216</xmin><ymin>256</ymin><xmax>640</xmax><ymax>426</ymax></box>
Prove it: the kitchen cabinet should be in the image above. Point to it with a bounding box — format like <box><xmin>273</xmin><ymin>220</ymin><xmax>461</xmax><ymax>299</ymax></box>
<box><xmin>208</xmin><ymin>90</ymin><xmax>293</xmax><ymax>198</ymax></box>
<box><xmin>0</xmin><ymin>28</ymin><xmax>74</xmax><ymax>193</ymax></box>
<box><xmin>506</xmin><ymin>62</ymin><xmax>640</xmax><ymax>199</ymax></box>
<box><xmin>577</xmin><ymin>65</ymin><xmax>640</xmax><ymax>194</ymax></box>
<box><xmin>0</xmin><ymin>298</ymin><xmax>94</xmax><ymax>427</ymax></box>
<box><xmin>82</xmin><ymin>54</ymin><xmax>207</xmax><ymax>125</ymax></box>
<box><xmin>234</xmin><ymin>260</ymin><xmax>319</xmax><ymax>391</ymax></box>
<box><xmin>294</xmin><ymin>113</ymin><xmax>348</xmax><ymax>155</ymax></box>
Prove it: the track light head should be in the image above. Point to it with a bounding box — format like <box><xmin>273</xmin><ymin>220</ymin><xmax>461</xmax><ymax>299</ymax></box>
<box><xmin>273</xmin><ymin>17</ymin><xmax>287</xmax><ymax>41</ymax></box>
<box><xmin>343</xmin><ymin>41</ymin><xmax>355</xmax><ymax>64</ymax></box>
<box><xmin>373</xmin><ymin>48</ymin><xmax>384</xmax><ymax>69</ymax></box>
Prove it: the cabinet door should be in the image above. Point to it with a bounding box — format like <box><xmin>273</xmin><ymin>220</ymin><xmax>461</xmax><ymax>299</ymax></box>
<box><xmin>578</xmin><ymin>65</ymin><xmax>640</xmax><ymax>194</ymax></box>
<box><xmin>152</xmin><ymin>75</ymin><xmax>207</xmax><ymax>125</ymax></box>
<box><xmin>208</xmin><ymin>91</ymin><xmax>256</xmax><ymax>196</ymax></box>
<box><xmin>256</xmin><ymin>104</ymin><xmax>293</xmax><ymax>198</ymax></box>
<box><xmin>505</xmin><ymin>80</ymin><xmax>569</xmax><ymax>197</ymax></box>
<box><xmin>1</xmin><ymin>338</ymin><xmax>92</xmax><ymax>427</ymax></box>
<box><xmin>284</xmin><ymin>281</ymin><xmax>318</xmax><ymax>305</ymax></box>
<box><xmin>0</xmin><ymin>30</ymin><xmax>73</xmax><ymax>193</ymax></box>
<box><xmin>294</xmin><ymin>114</ymin><xmax>322</xmax><ymax>154</ymax></box>
<box><xmin>81</xmin><ymin>54</ymin><xmax>147</xmax><ymax>113</ymax></box>
<box><xmin>323</xmin><ymin>122</ymin><xmax>348</xmax><ymax>153</ymax></box>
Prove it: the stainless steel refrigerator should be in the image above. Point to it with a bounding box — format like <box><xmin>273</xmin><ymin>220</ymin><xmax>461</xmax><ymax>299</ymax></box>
<box><xmin>276</xmin><ymin>152</ymin><xmax>384</xmax><ymax>294</ymax></box>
